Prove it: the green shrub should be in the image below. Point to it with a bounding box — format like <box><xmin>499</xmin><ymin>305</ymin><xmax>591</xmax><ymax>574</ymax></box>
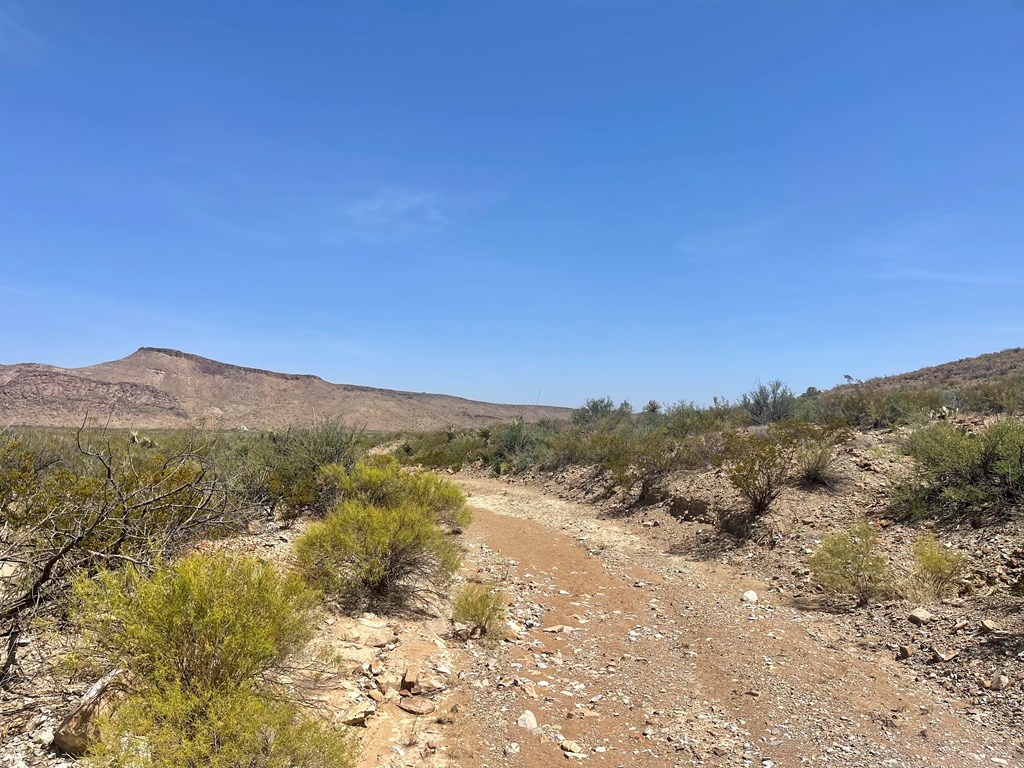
<box><xmin>905</xmin><ymin>534</ymin><xmax>964</xmax><ymax>601</ymax></box>
<box><xmin>722</xmin><ymin>433</ymin><xmax>792</xmax><ymax>536</ymax></box>
<box><xmin>295</xmin><ymin>501</ymin><xmax>460</xmax><ymax>611</ymax></box>
<box><xmin>896</xmin><ymin>418</ymin><xmax>1024</xmax><ymax>520</ymax></box>
<box><xmin>741</xmin><ymin>380</ymin><xmax>796</xmax><ymax>425</ymax></box>
<box><xmin>319</xmin><ymin>456</ymin><xmax>470</xmax><ymax>529</ymax></box>
<box><xmin>71</xmin><ymin>553</ymin><xmax>319</xmax><ymax>690</ymax></box>
<box><xmin>86</xmin><ymin>679</ymin><xmax>355</xmax><ymax>768</ymax></box>
<box><xmin>808</xmin><ymin>521</ymin><xmax>890</xmax><ymax>606</ymax></box>
<box><xmin>68</xmin><ymin>553</ymin><xmax>355</xmax><ymax>768</ymax></box>
<box><xmin>451</xmin><ymin>584</ymin><xmax>507</xmax><ymax>640</ymax></box>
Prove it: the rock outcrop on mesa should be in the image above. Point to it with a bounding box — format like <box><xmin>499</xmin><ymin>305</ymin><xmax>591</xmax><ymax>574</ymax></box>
<box><xmin>0</xmin><ymin>347</ymin><xmax>570</xmax><ymax>431</ymax></box>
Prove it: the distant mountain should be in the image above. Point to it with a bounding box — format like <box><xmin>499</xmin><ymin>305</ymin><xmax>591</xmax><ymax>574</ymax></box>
<box><xmin>845</xmin><ymin>348</ymin><xmax>1024</xmax><ymax>391</ymax></box>
<box><xmin>0</xmin><ymin>347</ymin><xmax>570</xmax><ymax>431</ymax></box>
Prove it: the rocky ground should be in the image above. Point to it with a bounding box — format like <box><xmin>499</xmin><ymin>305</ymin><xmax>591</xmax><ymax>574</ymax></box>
<box><xmin>4</xmin><ymin>431</ymin><xmax>1023</xmax><ymax>767</ymax></box>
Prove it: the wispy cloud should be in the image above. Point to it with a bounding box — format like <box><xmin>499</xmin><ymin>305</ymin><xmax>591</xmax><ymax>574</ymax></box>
<box><xmin>342</xmin><ymin>188</ymin><xmax>446</xmax><ymax>232</ymax></box>
<box><xmin>880</xmin><ymin>266</ymin><xmax>1023</xmax><ymax>287</ymax></box>
<box><xmin>674</xmin><ymin>215</ymin><xmax>789</xmax><ymax>264</ymax></box>
<box><xmin>0</xmin><ymin>5</ymin><xmax>45</xmax><ymax>64</ymax></box>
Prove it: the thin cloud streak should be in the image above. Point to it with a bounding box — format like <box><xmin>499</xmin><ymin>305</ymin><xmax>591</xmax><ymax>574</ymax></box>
<box><xmin>0</xmin><ymin>5</ymin><xmax>45</xmax><ymax>64</ymax></box>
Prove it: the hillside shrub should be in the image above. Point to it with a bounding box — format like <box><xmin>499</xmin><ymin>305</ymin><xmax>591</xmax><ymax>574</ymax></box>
<box><xmin>904</xmin><ymin>534</ymin><xmax>964</xmax><ymax>601</ymax></box>
<box><xmin>896</xmin><ymin>418</ymin><xmax>1024</xmax><ymax>520</ymax></box>
<box><xmin>451</xmin><ymin>584</ymin><xmax>507</xmax><ymax>640</ymax></box>
<box><xmin>721</xmin><ymin>433</ymin><xmax>792</xmax><ymax>537</ymax></box>
<box><xmin>777</xmin><ymin>421</ymin><xmax>849</xmax><ymax>487</ymax></box>
<box><xmin>295</xmin><ymin>501</ymin><xmax>460</xmax><ymax>611</ymax></box>
<box><xmin>742</xmin><ymin>380</ymin><xmax>796</xmax><ymax>425</ymax></box>
<box><xmin>808</xmin><ymin>521</ymin><xmax>890</xmax><ymax>606</ymax></box>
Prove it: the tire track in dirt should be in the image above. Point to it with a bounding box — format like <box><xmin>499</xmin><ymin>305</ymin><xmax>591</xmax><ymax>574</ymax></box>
<box><xmin>447</xmin><ymin>475</ymin><xmax>1011</xmax><ymax>767</ymax></box>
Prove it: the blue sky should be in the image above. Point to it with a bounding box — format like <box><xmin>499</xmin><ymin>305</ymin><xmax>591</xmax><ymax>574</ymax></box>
<box><xmin>2</xmin><ymin>1</ymin><xmax>1022</xmax><ymax>407</ymax></box>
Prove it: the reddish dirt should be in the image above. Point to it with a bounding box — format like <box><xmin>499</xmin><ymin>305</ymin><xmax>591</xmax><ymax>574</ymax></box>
<box><xmin>449</xmin><ymin>475</ymin><xmax>1014</xmax><ymax>767</ymax></box>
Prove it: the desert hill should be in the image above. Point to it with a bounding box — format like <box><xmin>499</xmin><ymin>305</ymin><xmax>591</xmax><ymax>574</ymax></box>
<box><xmin>0</xmin><ymin>347</ymin><xmax>570</xmax><ymax>431</ymax></box>
<box><xmin>846</xmin><ymin>347</ymin><xmax>1024</xmax><ymax>391</ymax></box>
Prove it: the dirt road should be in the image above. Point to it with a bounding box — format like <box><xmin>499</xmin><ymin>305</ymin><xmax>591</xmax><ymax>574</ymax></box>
<box><xmin>449</xmin><ymin>474</ymin><xmax>1011</xmax><ymax>767</ymax></box>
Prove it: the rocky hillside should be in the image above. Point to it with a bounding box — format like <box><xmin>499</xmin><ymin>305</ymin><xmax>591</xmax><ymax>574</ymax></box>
<box><xmin>851</xmin><ymin>347</ymin><xmax>1024</xmax><ymax>390</ymax></box>
<box><xmin>0</xmin><ymin>347</ymin><xmax>570</xmax><ymax>431</ymax></box>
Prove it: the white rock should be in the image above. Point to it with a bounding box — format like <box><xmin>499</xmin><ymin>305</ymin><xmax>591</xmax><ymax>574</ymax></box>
<box><xmin>742</xmin><ymin>590</ymin><xmax>759</xmax><ymax>604</ymax></box>
<box><xmin>517</xmin><ymin>710</ymin><xmax>538</xmax><ymax>730</ymax></box>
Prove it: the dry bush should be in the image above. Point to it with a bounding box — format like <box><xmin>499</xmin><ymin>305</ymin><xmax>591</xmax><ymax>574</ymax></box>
<box><xmin>721</xmin><ymin>433</ymin><xmax>792</xmax><ymax>537</ymax></box>
<box><xmin>902</xmin><ymin>534</ymin><xmax>964</xmax><ymax>601</ymax></box>
<box><xmin>1</xmin><ymin>428</ymin><xmax>239</xmax><ymax>688</ymax></box>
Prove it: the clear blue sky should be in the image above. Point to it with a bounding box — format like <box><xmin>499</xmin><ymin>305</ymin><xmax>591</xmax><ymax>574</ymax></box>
<box><xmin>2</xmin><ymin>2</ymin><xmax>1022</xmax><ymax>407</ymax></box>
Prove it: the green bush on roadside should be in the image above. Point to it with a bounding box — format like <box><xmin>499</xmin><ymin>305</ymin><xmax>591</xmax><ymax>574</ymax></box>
<box><xmin>295</xmin><ymin>501</ymin><xmax>461</xmax><ymax>611</ymax></box>
<box><xmin>68</xmin><ymin>553</ymin><xmax>355</xmax><ymax>768</ymax></box>
<box><xmin>451</xmin><ymin>583</ymin><xmax>508</xmax><ymax>640</ymax></box>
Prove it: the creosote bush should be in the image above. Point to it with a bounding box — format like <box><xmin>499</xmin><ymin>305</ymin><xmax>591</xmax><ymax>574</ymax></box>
<box><xmin>808</xmin><ymin>521</ymin><xmax>890</xmax><ymax>606</ymax></box>
<box><xmin>295</xmin><ymin>501</ymin><xmax>460</xmax><ymax>611</ymax></box>
<box><xmin>451</xmin><ymin>584</ymin><xmax>507</xmax><ymax>641</ymax></box>
<box><xmin>69</xmin><ymin>553</ymin><xmax>355</xmax><ymax>768</ymax></box>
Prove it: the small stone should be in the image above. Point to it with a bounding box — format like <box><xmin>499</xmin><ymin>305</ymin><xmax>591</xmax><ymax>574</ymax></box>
<box><xmin>930</xmin><ymin>647</ymin><xmax>958</xmax><ymax>663</ymax></box>
<box><xmin>561</xmin><ymin>740</ymin><xmax>583</xmax><ymax>753</ymax></box>
<box><xmin>504</xmin><ymin>743</ymin><xmax>521</xmax><ymax>756</ymax></box>
<box><xmin>897</xmin><ymin>645</ymin><xmax>915</xmax><ymax>660</ymax></box>
<box><xmin>990</xmin><ymin>674</ymin><xmax>1010</xmax><ymax>691</ymax></box>
<box><xmin>908</xmin><ymin>608</ymin><xmax>934</xmax><ymax>625</ymax></box>
<box><xmin>31</xmin><ymin>727</ymin><xmax>54</xmax><ymax>747</ymax></box>
<box><xmin>741</xmin><ymin>590</ymin><xmax>758</xmax><ymax>604</ymax></box>
<box><xmin>517</xmin><ymin>710</ymin><xmax>538</xmax><ymax>730</ymax></box>
<box><xmin>980</xmin><ymin>619</ymin><xmax>1002</xmax><ymax>634</ymax></box>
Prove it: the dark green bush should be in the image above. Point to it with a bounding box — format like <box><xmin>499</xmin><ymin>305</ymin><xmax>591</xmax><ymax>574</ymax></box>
<box><xmin>896</xmin><ymin>418</ymin><xmax>1024</xmax><ymax>520</ymax></box>
<box><xmin>742</xmin><ymin>380</ymin><xmax>796</xmax><ymax>425</ymax></box>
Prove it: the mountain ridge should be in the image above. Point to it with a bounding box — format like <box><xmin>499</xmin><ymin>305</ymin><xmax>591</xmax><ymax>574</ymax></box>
<box><xmin>0</xmin><ymin>347</ymin><xmax>570</xmax><ymax>431</ymax></box>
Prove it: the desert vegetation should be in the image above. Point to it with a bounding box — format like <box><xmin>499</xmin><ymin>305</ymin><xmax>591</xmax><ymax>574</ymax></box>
<box><xmin>4</xmin><ymin>357</ymin><xmax>1024</xmax><ymax>766</ymax></box>
<box><xmin>0</xmin><ymin>420</ymin><xmax>469</xmax><ymax>764</ymax></box>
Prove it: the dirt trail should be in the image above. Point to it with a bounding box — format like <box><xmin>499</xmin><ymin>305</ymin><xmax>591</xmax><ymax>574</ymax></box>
<box><xmin>449</xmin><ymin>474</ymin><xmax>1011</xmax><ymax>767</ymax></box>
